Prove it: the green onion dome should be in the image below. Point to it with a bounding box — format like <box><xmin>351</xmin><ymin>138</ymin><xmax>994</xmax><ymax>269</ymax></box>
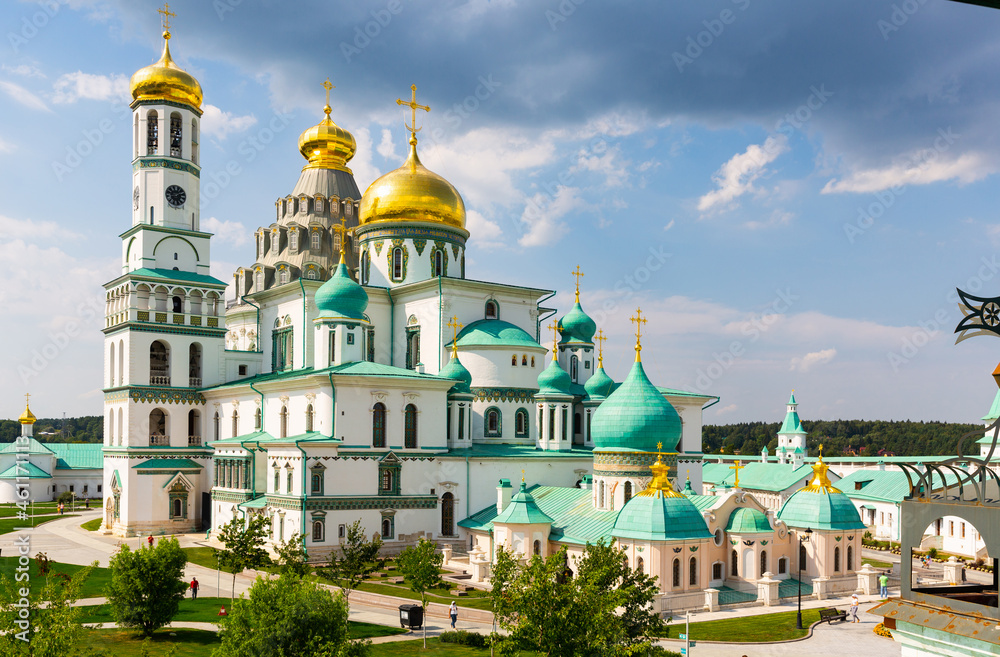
<box><xmin>725</xmin><ymin>507</ymin><xmax>773</xmax><ymax>534</ymax></box>
<box><xmin>591</xmin><ymin>361</ymin><xmax>681</xmax><ymax>453</ymax></box>
<box><xmin>438</xmin><ymin>353</ymin><xmax>473</xmax><ymax>394</ymax></box>
<box><xmin>776</xmin><ymin>455</ymin><xmax>866</xmax><ymax>531</ymax></box>
<box><xmin>557</xmin><ymin>301</ymin><xmax>597</xmax><ymax>344</ymax></box>
<box><xmin>537</xmin><ymin>358</ymin><xmax>572</xmax><ymax>395</ymax></box>
<box><xmin>584</xmin><ymin>365</ymin><xmax>615</xmax><ymax>400</ymax></box>
<box><xmin>315</xmin><ymin>261</ymin><xmax>368</xmax><ymax>321</ymax></box>
<box><xmin>612</xmin><ymin>454</ymin><xmax>712</xmax><ymax>541</ymax></box>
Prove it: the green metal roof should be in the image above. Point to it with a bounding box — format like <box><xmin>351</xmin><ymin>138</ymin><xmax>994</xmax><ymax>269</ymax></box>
<box><xmin>612</xmin><ymin>493</ymin><xmax>713</xmax><ymax>542</ymax></box>
<box><xmin>203</xmin><ymin>361</ymin><xmax>445</xmax><ymax>392</ymax></box>
<box><xmin>984</xmin><ymin>389</ymin><xmax>1000</xmax><ymax>421</ymax></box>
<box><xmin>836</xmin><ymin>469</ymin><xmax>961</xmax><ymax>504</ymax></box>
<box><xmin>132</xmin><ymin>458</ymin><xmax>203</xmax><ymax>470</ymax></box>
<box><xmin>446</xmin><ymin>443</ymin><xmax>593</xmax><ymax>459</ymax></box>
<box><xmin>0</xmin><ymin>462</ymin><xmax>51</xmax><ymax>479</ymax></box>
<box><xmin>537</xmin><ymin>358</ymin><xmax>573</xmax><ymax>396</ymax></box>
<box><xmin>315</xmin><ymin>261</ymin><xmax>368</xmax><ymax>322</ymax></box>
<box><xmin>777</xmin><ymin>488</ymin><xmax>866</xmax><ymax>531</ymax></box>
<box><xmin>239</xmin><ymin>495</ymin><xmax>268</xmax><ymax>509</ymax></box>
<box><xmin>685</xmin><ymin>494</ymin><xmax>721</xmax><ymax>513</ymax></box>
<box><xmin>557</xmin><ymin>301</ymin><xmax>596</xmax><ymax>344</ymax></box>
<box><xmin>779</xmin><ymin>410</ymin><xmax>805</xmax><ymax>434</ymax></box>
<box><xmin>584</xmin><ymin>366</ymin><xmax>615</xmax><ymax>400</ymax></box>
<box><xmin>446</xmin><ymin>319</ymin><xmax>542</xmax><ymax>350</ymax></box>
<box><xmin>725</xmin><ymin>507</ymin><xmax>772</xmax><ymax>534</ymax></box>
<box><xmin>493</xmin><ymin>481</ymin><xmax>554</xmax><ymax>525</ymax></box>
<box><xmin>48</xmin><ymin>444</ymin><xmax>104</xmax><ymax>469</ymax></box>
<box><xmin>591</xmin><ymin>360</ymin><xmax>682</xmax><ymax>453</ymax></box>
<box><xmin>0</xmin><ymin>438</ymin><xmax>54</xmax><ymax>455</ymax></box>
<box><xmin>438</xmin><ymin>353</ymin><xmax>473</xmax><ymax>393</ymax></box>
<box><xmin>704</xmin><ymin>461</ymin><xmax>814</xmax><ymax>492</ymax></box>
<box><xmin>125</xmin><ymin>267</ymin><xmax>227</xmax><ymax>287</ymax></box>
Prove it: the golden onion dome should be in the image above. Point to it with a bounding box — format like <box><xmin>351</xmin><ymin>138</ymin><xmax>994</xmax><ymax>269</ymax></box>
<box><xmin>359</xmin><ymin>137</ymin><xmax>466</xmax><ymax>229</ymax></box>
<box><xmin>298</xmin><ymin>104</ymin><xmax>357</xmax><ymax>172</ymax></box>
<box><xmin>19</xmin><ymin>402</ymin><xmax>36</xmax><ymax>425</ymax></box>
<box><xmin>130</xmin><ymin>31</ymin><xmax>203</xmax><ymax>109</ymax></box>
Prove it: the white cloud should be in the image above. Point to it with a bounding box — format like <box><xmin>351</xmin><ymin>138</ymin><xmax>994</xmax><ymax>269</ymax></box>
<box><xmin>517</xmin><ymin>186</ymin><xmax>583</xmax><ymax>248</ymax></box>
<box><xmin>663</xmin><ymin>219</ymin><xmax>675</xmax><ymax>231</ymax></box>
<box><xmin>377</xmin><ymin>128</ymin><xmax>398</xmax><ymax>160</ymax></box>
<box><xmin>697</xmin><ymin>135</ymin><xmax>788</xmax><ymax>213</ymax></box>
<box><xmin>51</xmin><ymin>72</ymin><xmax>128</xmax><ymax>104</ymax></box>
<box><xmin>202</xmin><ymin>217</ymin><xmax>251</xmax><ymax>247</ymax></box>
<box><xmin>466</xmin><ymin>209</ymin><xmax>505</xmax><ymax>249</ymax></box>
<box><xmin>2</xmin><ymin>64</ymin><xmax>44</xmax><ymax>79</ymax></box>
<box><xmin>0</xmin><ymin>214</ymin><xmax>81</xmax><ymax>240</ymax></box>
<box><xmin>744</xmin><ymin>210</ymin><xmax>794</xmax><ymax>230</ymax></box>
<box><xmin>821</xmin><ymin>152</ymin><xmax>994</xmax><ymax>194</ymax></box>
<box><xmin>790</xmin><ymin>348</ymin><xmax>837</xmax><ymax>372</ymax></box>
<box><xmin>0</xmin><ymin>137</ymin><xmax>15</xmax><ymax>154</ymax></box>
<box><xmin>200</xmin><ymin>104</ymin><xmax>258</xmax><ymax>140</ymax></box>
<box><xmin>349</xmin><ymin>127</ymin><xmax>381</xmax><ymax>192</ymax></box>
<box><xmin>573</xmin><ymin>143</ymin><xmax>629</xmax><ymax>187</ymax></box>
<box><xmin>0</xmin><ymin>80</ymin><xmax>50</xmax><ymax>112</ymax></box>
<box><xmin>714</xmin><ymin>404</ymin><xmax>738</xmax><ymax>415</ymax></box>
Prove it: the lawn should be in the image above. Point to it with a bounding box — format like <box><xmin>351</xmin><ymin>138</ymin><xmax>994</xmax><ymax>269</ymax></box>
<box><xmin>81</xmin><ymin>517</ymin><xmax>103</xmax><ymax>531</ymax></box>
<box><xmin>676</xmin><ymin>608</ymin><xmax>823</xmax><ymax>642</ymax></box>
<box><xmin>0</xmin><ymin>513</ymin><xmax>76</xmax><ymax>535</ymax></box>
<box><xmin>0</xmin><ymin>556</ymin><xmax>111</xmax><ymax>598</ymax></box>
<box><xmin>863</xmin><ymin>557</ymin><xmax>893</xmax><ymax>569</ymax></box>
<box><xmin>75</xmin><ymin>628</ymin><xmax>218</xmax><ymax>656</ymax></box>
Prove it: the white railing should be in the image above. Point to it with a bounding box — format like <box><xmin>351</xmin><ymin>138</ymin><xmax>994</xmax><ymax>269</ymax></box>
<box><xmin>189</xmin><ymin>377</ymin><xmax>202</xmax><ymax>387</ymax></box>
<box><xmin>188</xmin><ymin>435</ymin><xmax>202</xmax><ymax>446</ymax></box>
<box><xmin>149</xmin><ymin>435</ymin><xmax>170</xmax><ymax>446</ymax></box>
<box><xmin>150</xmin><ymin>375</ymin><xmax>171</xmax><ymax>386</ymax></box>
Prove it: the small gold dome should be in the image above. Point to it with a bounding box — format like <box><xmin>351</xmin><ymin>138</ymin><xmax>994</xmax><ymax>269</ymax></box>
<box><xmin>298</xmin><ymin>105</ymin><xmax>356</xmax><ymax>172</ymax></box>
<box><xmin>130</xmin><ymin>32</ymin><xmax>203</xmax><ymax>109</ymax></box>
<box><xmin>19</xmin><ymin>403</ymin><xmax>36</xmax><ymax>425</ymax></box>
<box><xmin>359</xmin><ymin>138</ymin><xmax>466</xmax><ymax>229</ymax></box>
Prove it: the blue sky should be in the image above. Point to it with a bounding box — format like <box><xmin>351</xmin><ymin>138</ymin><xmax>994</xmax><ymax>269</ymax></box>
<box><xmin>3</xmin><ymin>0</ymin><xmax>1000</xmax><ymax>426</ymax></box>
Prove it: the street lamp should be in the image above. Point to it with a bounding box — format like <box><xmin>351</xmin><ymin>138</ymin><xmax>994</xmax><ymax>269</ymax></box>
<box><xmin>797</xmin><ymin>527</ymin><xmax>813</xmax><ymax>630</ymax></box>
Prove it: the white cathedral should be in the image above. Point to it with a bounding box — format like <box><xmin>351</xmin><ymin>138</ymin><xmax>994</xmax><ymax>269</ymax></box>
<box><xmin>100</xmin><ymin>23</ymin><xmax>717</xmax><ymax>559</ymax></box>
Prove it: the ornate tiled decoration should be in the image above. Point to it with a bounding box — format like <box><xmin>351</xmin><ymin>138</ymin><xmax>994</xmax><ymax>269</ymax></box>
<box><xmin>128</xmin><ymin>387</ymin><xmax>206</xmax><ymax>405</ymax></box>
<box><xmin>387</xmin><ymin>239</ymin><xmax>408</xmax><ymax>281</ymax></box>
<box><xmin>412</xmin><ymin>238</ymin><xmax>427</xmax><ymax>255</ymax></box>
<box><xmin>471</xmin><ymin>387</ymin><xmax>536</xmax><ymax>403</ymax></box>
<box><xmin>133</xmin><ymin>158</ymin><xmax>201</xmax><ymax>177</ymax></box>
<box><xmin>593</xmin><ymin>450</ymin><xmax>676</xmax><ymax>478</ymax></box>
<box><xmin>430</xmin><ymin>248</ymin><xmax>448</xmax><ymax>276</ymax></box>
<box><xmin>302</xmin><ymin>496</ymin><xmax>438</xmax><ymax>511</ymax></box>
<box><xmin>373</xmin><ymin>239</ymin><xmax>384</xmax><ymax>256</ymax></box>
<box><xmin>451</xmin><ymin>244</ymin><xmax>460</xmax><ymax>259</ymax></box>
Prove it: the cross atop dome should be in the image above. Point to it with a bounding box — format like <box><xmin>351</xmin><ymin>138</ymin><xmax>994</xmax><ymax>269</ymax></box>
<box><xmin>571</xmin><ymin>265</ymin><xmax>584</xmax><ymax>302</ymax></box>
<box><xmin>547</xmin><ymin>321</ymin><xmax>559</xmax><ymax>360</ymax></box>
<box><xmin>595</xmin><ymin>329</ymin><xmax>606</xmax><ymax>367</ymax></box>
<box><xmin>158</xmin><ymin>3</ymin><xmax>175</xmax><ymax>37</ymax></box>
<box><xmin>629</xmin><ymin>308</ymin><xmax>647</xmax><ymax>362</ymax></box>
<box><xmin>397</xmin><ymin>84</ymin><xmax>430</xmax><ymax>145</ymax></box>
<box><xmin>447</xmin><ymin>316</ymin><xmax>463</xmax><ymax>357</ymax></box>
<box><xmin>322</xmin><ymin>78</ymin><xmax>335</xmax><ymax>118</ymax></box>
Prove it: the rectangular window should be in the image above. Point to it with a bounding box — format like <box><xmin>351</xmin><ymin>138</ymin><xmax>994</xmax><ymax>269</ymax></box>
<box><xmin>561</xmin><ymin>408</ymin><xmax>567</xmax><ymax>441</ymax></box>
<box><xmin>347</xmin><ymin>332</ymin><xmax>355</xmax><ymax>345</ymax></box>
<box><xmin>69</xmin><ymin>485</ymin><xmax>75</xmax><ymax>493</ymax></box>
<box><xmin>290</xmin><ymin>231</ymin><xmax>298</xmax><ymax>251</ymax></box>
<box><xmin>712</xmin><ymin>562</ymin><xmax>722</xmax><ymax>580</ymax></box>
<box><xmin>329</xmin><ymin>329</ymin><xmax>336</xmax><ymax>365</ymax></box>
<box><xmin>238</xmin><ymin>364</ymin><xmax>248</xmax><ymax>376</ymax></box>
<box><xmin>366</xmin><ymin>328</ymin><xmax>375</xmax><ymax>362</ymax></box>
<box><xmin>272</xmin><ymin>327</ymin><xmax>294</xmax><ymax>371</ymax></box>
<box><xmin>950</xmin><ymin>521</ymin><xmax>954</xmax><ymax>536</ymax></box>
<box><xmin>961</xmin><ymin>523</ymin><xmax>966</xmax><ymax>538</ymax></box>
<box><xmin>458</xmin><ymin>407</ymin><xmax>465</xmax><ymax>441</ymax></box>
<box><xmin>548</xmin><ymin>407</ymin><xmax>555</xmax><ymax>441</ymax></box>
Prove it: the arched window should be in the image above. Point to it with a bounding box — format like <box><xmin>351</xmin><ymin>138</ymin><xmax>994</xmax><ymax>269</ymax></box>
<box><xmin>623</xmin><ymin>481</ymin><xmax>632</xmax><ymax>504</ymax></box>
<box><xmin>511</xmin><ymin>355</ymin><xmax>517</xmax><ymax>366</ymax></box>
<box><xmin>672</xmin><ymin>559</ymin><xmax>680</xmax><ymax>587</ymax></box>
<box><xmin>533</xmin><ymin>539</ymin><xmax>541</xmax><ymax>556</ymax></box>
<box><xmin>834</xmin><ymin>546</ymin><xmax>841</xmax><ymax>572</ymax></box>
<box><xmin>847</xmin><ymin>545</ymin><xmax>854</xmax><ymax>571</ymax></box>
<box><xmin>690</xmin><ymin>556</ymin><xmax>698</xmax><ymax>586</ymax></box>
<box><xmin>392</xmin><ymin>248</ymin><xmax>403</xmax><ymax>280</ymax></box>
<box><xmin>404</xmin><ymin>404</ymin><xmax>418</xmax><ymax>448</ymax></box>
<box><xmin>306</xmin><ymin>404</ymin><xmax>314</xmax><ymax>432</ymax></box>
<box><xmin>172</xmin><ymin>296</ymin><xmax>182</xmax><ymax>313</ymax></box>
<box><xmin>485</xmin><ymin>408</ymin><xmax>501</xmax><ymax>437</ymax></box>
<box><xmin>109</xmin><ymin>345</ymin><xmax>115</xmax><ymax>386</ymax></box>
<box><xmin>146</xmin><ymin>110</ymin><xmax>158</xmax><ymax>154</ymax></box>
<box><xmin>305</xmin><ymin>268</ymin><xmax>318</xmax><ymax>280</ymax></box>
<box><xmin>287</xmin><ymin>469</ymin><xmax>293</xmax><ymax>493</ymax></box>
<box><xmin>311</xmin><ymin>230</ymin><xmax>321</xmax><ymax>250</ymax></box>
<box><xmin>312</xmin><ymin>520</ymin><xmax>324</xmax><ymax>541</ymax></box>
<box><xmin>515</xmin><ymin>408</ymin><xmax>529</xmax><ymax>438</ymax></box>
<box><xmin>637</xmin><ymin>556</ymin><xmax>644</xmax><ymax>573</ymax></box>
<box><xmin>531</xmin><ymin>356</ymin><xmax>536</xmax><ymax>367</ymax></box>
<box><xmin>150</xmin><ymin>340</ymin><xmax>170</xmax><ymax>385</ymax></box>
<box><xmin>188</xmin><ymin>343</ymin><xmax>202</xmax><ymax>386</ymax></box>
<box><xmin>190</xmin><ymin>119</ymin><xmax>198</xmax><ymax>164</ymax></box>
<box><xmin>485</xmin><ymin>300</ymin><xmax>498</xmax><ymax>320</ymax></box>
<box><xmin>442</xmin><ymin>492</ymin><xmax>454</xmax><ymax>536</ymax></box>
<box><xmin>434</xmin><ymin>250</ymin><xmax>443</xmax><ymax>276</ymax></box>
<box><xmin>731</xmin><ymin>550</ymin><xmax>739</xmax><ymax>577</ymax></box>
<box><xmin>280</xmin><ymin>406</ymin><xmax>288</xmax><ymax>439</ymax></box>
<box><xmin>381</xmin><ymin>518</ymin><xmax>392</xmax><ymax>538</ymax></box>
<box><xmin>570</xmin><ymin>355</ymin><xmax>579</xmax><ymax>381</ymax></box>
<box><xmin>273</xmin><ymin>468</ymin><xmax>280</xmax><ymax>492</ymax></box>
<box><xmin>232</xmin><ymin>410</ymin><xmax>239</xmax><ymax>438</ymax></box>
<box><xmin>108</xmin><ymin>411</ymin><xmax>114</xmax><ymax>446</ymax></box>
<box><xmin>372</xmin><ymin>403</ymin><xmax>386</xmax><ymax>448</ymax></box>
<box><xmin>117</xmin><ymin>407</ymin><xmax>123</xmax><ymax>445</ymax></box>
<box><xmin>760</xmin><ymin>550</ymin><xmax>768</xmax><ymax>576</ymax></box>
<box><xmin>311</xmin><ymin>472</ymin><xmax>322</xmax><ymax>494</ymax></box>
<box><xmin>599</xmin><ymin>482</ymin><xmax>605</xmax><ymax>508</ymax></box>
<box><xmin>255</xmin><ymin>270</ymin><xmax>264</xmax><ymax>291</ymax></box>
<box><xmin>118</xmin><ymin>339</ymin><xmax>124</xmax><ymax>385</ymax></box>
<box><xmin>213</xmin><ymin>412</ymin><xmax>220</xmax><ymax>441</ymax></box>
<box><xmin>361</xmin><ymin>250</ymin><xmax>370</xmax><ymax>285</ymax></box>
<box><xmin>289</xmin><ymin>230</ymin><xmax>298</xmax><ymax>252</ymax></box>
<box><xmin>279</xmin><ymin>269</ymin><xmax>289</xmax><ymax>285</ymax></box>
<box><xmin>149</xmin><ymin>409</ymin><xmax>167</xmax><ymax>446</ymax></box>
<box><xmin>173</xmin><ymin>498</ymin><xmax>182</xmax><ymax>517</ymax></box>
<box><xmin>169</xmin><ymin>112</ymin><xmax>182</xmax><ymax>157</ymax></box>
<box><xmin>254</xmin><ymin>407</ymin><xmax>262</xmax><ymax>431</ymax></box>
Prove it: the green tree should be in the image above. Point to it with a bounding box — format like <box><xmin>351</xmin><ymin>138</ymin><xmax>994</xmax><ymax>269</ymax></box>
<box><xmin>396</xmin><ymin>537</ymin><xmax>443</xmax><ymax>648</ymax></box>
<box><xmin>275</xmin><ymin>532</ymin><xmax>310</xmax><ymax>579</ymax></box>
<box><xmin>105</xmin><ymin>537</ymin><xmax>188</xmax><ymax>637</ymax></box>
<box><xmin>0</xmin><ymin>560</ymin><xmax>96</xmax><ymax>656</ymax></box>
<box><xmin>317</xmin><ymin>520</ymin><xmax>383</xmax><ymax>608</ymax></box>
<box><xmin>214</xmin><ymin>572</ymin><xmax>368</xmax><ymax>657</ymax></box>
<box><xmin>216</xmin><ymin>514</ymin><xmax>272</xmax><ymax>602</ymax></box>
<box><xmin>490</xmin><ymin>540</ymin><xmax>662</xmax><ymax>657</ymax></box>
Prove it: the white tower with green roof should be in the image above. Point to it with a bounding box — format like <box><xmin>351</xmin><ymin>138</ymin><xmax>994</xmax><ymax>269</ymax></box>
<box><xmin>775</xmin><ymin>392</ymin><xmax>807</xmax><ymax>467</ymax></box>
<box><xmin>102</xmin><ymin>9</ymin><xmax>223</xmax><ymax>537</ymax></box>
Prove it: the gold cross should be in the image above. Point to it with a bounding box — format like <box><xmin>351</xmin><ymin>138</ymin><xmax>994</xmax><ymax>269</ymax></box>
<box><xmin>158</xmin><ymin>3</ymin><xmax>175</xmax><ymax>33</ymax></box>
<box><xmin>322</xmin><ymin>78</ymin><xmax>334</xmax><ymax>117</ymax></box>
<box><xmin>447</xmin><ymin>316</ymin><xmax>463</xmax><ymax>356</ymax></box>
<box><xmin>629</xmin><ymin>308</ymin><xmax>647</xmax><ymax>362</ymax></box>
<box><xmin>595</xmin><ymin>329</ymin><xmax>606</xmax><ymax>367</ymax></box>
<box><xmin>730</xmin><ymin>460</ymin><xmax>743</xmax><ymax>488</ymax></box>
<box><xmin>396</xmin><ymin>84</ymin><xmax>430</xmax><ymax>143</ymax></box>
<box><xmin>571</xmin><ymin>266</ymin><xmax>584</xmax><ymax>302</ymax></box>
<box><xmin>656</xmin><ymin>441</ymin><xmax>663</xmax><ymax>452</ymax></box>
<box><xmin>818</xmin><ymin>443</ymin><xmax>823</xmax><ymax>457</ymax></box>
<box><xmin>547</xmin><ymin>321</ymin><xmax>560</xmax><ymax>360</ymax></box>
<box><xmin>332</xmin><ymin>215</ymin><xmax>350</xmax><ymax>259</ymax></box>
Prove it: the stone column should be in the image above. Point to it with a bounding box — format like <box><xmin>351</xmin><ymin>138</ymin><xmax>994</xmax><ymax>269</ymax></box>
<box><xmin>813</xmin><ymin>577</ymin><xmax>830</xmax><ymax>600</ymax></box>
<box><xmin>757</xmin><ymin>572</ymin><xmax>780</xmax><ymax>606</ymax></box>
<box><xmin>943</xmin><ymin>556</ymin><xmax>962</xmax><ymax>585</ymax></box>
<box><xmin>857</xmin><ymin>563</ymin><xmax>879</xmax><ymax>595</ymax></box>
<box><xmin>442</xmin><ymin>544</ymin><xmax>453</xmax><ymax>567</ymax></box>
<box><xmin>704</xmin><ymin>588</ymin><xmax>719</xmax><ymax>612</ymax></box>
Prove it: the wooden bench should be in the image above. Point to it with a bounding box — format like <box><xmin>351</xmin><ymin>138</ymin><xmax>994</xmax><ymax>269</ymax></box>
<box><xmin>819</xmin><ymin>608</ymin><xmax>847</xmax><ymax>624</ymax></box>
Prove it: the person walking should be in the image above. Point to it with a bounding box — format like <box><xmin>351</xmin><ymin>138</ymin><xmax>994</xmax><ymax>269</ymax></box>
<box><xmin>147</xmin><ymin>535</ymin><xmax>154</xmax><ymax>548</ymax></box>
<box><xmin>879</xmin><ymin>571</ymin><xmax>890</xmax><ymax>598</ymax></box>
<box><xmin>849</xmin><ymin>594</ymin><xmax>860</xmax><ymax>623</ymax></box>
<box><xmin>190</xmin><ymin>577</ymin><xmax>199</xmax><ymax>600</ymax></box>
<box><xmin>449</xmin><ymin>601</ymin><xmax>458</xmax><ymax>629</ymax></box>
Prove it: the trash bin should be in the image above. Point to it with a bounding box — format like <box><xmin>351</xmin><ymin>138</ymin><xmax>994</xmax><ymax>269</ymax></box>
<box><xmin>399</xmin><ymin>603</ymin><xmax>423</xmax><ymax>629</ymax></box>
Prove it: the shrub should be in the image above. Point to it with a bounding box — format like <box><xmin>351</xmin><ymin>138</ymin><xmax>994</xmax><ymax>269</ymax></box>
<box><xmin>439</xmin><ymin>630</ymin><xmax>487</xmax><ymax>647</ymax></box>
<box><xmin>927</xmin><ymin>548</ymin><xmax>938</xmax><ymax>560</ymax></box>
<box><xmin>972</xmin><ymin>557</ymin><xmax>986</xmax><ymax>569</ymax></box>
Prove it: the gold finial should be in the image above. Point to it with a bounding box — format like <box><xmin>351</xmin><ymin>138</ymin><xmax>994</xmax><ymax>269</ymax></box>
<box><xmin>571</xmin><ymin>265</ymin><xmax>584</xmax><ymax>303</ymax></box>
<box><xmin>629</xmin><ymin>308</ymin><xmax>647</xmax><ymax>362</ymax></box>
<box><xmin>638</xmin><ymin>441</ymin><xmax>681</xmax><ymax>498</ymax></box>
<box><xmin>447</xmin><ymin>315</ymin><xmax>463</xmax><ymax>357</ymax></box>
<box><xmin>521</xmin><ymin>469</ymin><xmax>525</xmax><ymax>483</ymax></box>
<box><xmin>802</xmin><ymin>443</ymin><xmax>841</xmax><ymax>493</ymax></box>
<box><xmin>396</xmin><ymin>84</ymin><xmax>430</xmax><ymax>145</ymax></box>
<box><xmin>322</xmin><ymin>78</ymin><xmax>334</xmax><ymax>118</ymax></box>
<box><xmin>158</xmin><ymin>3</ymin><xmax>175</xmax><ymax>38</ymax></box>
<box><xmin>657</xmin><ymin>441</ymin><xmax>663</xmax><ymax>452</ymax></box>
<box><xmin>595</xmin><ymin>329</ymin><xmax>606</xmax><ymax>368</ymax></box>
<box><xmin>547</xmin><ymin>321</ymin><xmax>559</xmax><ymax>361</ymax></box>
<box><xmin>19</xmin><ymin>393</ymin><xmax>36</xmax><ymax>425</ymax></box>
<box><xmin>729</xmin><ymin>460</ymin><xmax>743</xmax><ymax>488</ymax></box>
<box><xmin>332</xmin><ymin>214</ymin><xmax>350</xmax><ymax>261</ymax></box>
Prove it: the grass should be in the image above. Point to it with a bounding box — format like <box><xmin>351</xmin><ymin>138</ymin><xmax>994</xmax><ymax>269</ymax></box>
<box><xmin>0</xmin><ymin>513</ymin><xmax>76</xmax><ymax>535</ymax></box>
<box><xmin>0</xmin><ymin>555</ymin><xmax>111</xmax><ymax>598</ymax></box>
<box><xmin>81</xmin><ymin>517</ymin><xmax>103</xmax><ymax>531</ymax></box>
<box><xmin>677</xmin><ymin>608</ymin><xmax>823</xmax><ymax>642</ymax></box>
<box><xmin>74</xmin><ymin>628</ymin><xmax>218</xmax><ymax>656</ymax></box>
<box><xmin>370</xmin><ymin>638</ymin><xmax>514</xmax><ymax>655</ymax></box>
<box><xmin>863</xmin><ymin>557</ymin><xmax>893</xmax><ymax>569</ymax></box>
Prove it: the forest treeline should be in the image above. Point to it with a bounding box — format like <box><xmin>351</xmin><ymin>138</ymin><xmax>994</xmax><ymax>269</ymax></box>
<box><xmin>0</xmin><ymin>416</ymin><xmax>103</xmax><ymax>444</ymax></box>
<box><xmin>703</xmin><ymin>420</ymin><xmax>985</xmax><ymax>457</ymax></box>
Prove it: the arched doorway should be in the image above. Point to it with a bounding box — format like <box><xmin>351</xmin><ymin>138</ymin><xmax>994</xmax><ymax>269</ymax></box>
<box><xmin>105</xmin><ymin>497</ymin><xmax>114</xmax><ymax>530</ymax></box>
<box><xmin>742</xmin><ymin>548</ymin><xmax>755</xmax><ymax>579</ymax></box>
<box><xmin>441</xmin><ymin>492</ymin><xmax>454</xmax><ymax>536</ymax></box>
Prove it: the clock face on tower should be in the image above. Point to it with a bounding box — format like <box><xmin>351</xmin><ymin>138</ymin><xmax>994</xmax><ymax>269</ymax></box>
<box><xmin>165</xmin><ymin>185</ymin><xmax>186</xmax><ymax>208</ymax></box>
<box><xmin>133</xmin><ymin>186</ymin><xmax>140</xmax><ymax>210</ymax></box>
